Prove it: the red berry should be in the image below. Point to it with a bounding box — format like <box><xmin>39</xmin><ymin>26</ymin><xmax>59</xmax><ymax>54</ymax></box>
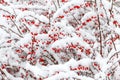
<box><xmin>85</xmin><ymin>49</ymin><xmax>91</xmax><ymax>55</ymax></box>
<box><xmin>58</xmin><ymin>15</ymin><xmax>64</xmax><ymax>18</ymax></box>
<box><xmin>61</xmin><ymin>0</ymin><xmax>68</xmax><ymax>2</ymax></box>
<box><xmin>82</xmin><ymin>22</ymin><xmax>86</xmax><ymax>25</ymax></box>
<box><xmin>74</xmin><ymin>5</ymin><xmax>80</xmax><ymax>9</ymax></box>
<box><xmin>7</xmin><ymin>40</ymin><xmax>12</xmax><ymax>43</ymax></box>
<box><xmin>113</xmin><ymin>20</ymin><xmax>118</xmax><ymax>25</ymax></box>
<box><xmin>39</xmin><ymin>58</ymin><xmax>44</xmax><ymax>62</ymax></box>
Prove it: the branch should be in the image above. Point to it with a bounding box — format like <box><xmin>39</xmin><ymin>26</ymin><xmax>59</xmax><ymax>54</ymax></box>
<box><xmin>70</xmin><ymin>13</ymin><xmax>80</xmax><ymax>25</ymax></box>
<box><xmin>107</xmin><ymin>51</ymin><xmax>120</xmax><ymax>64</ymax></box>
<box><xmin>100</xmin><ymin>0</ymin><xmax>110</xmax><ymax>25</ymax></box>
<box><xmin>10</xmin><ymin>18</ymin><xmax>22</xmax><ymax>35</ymax></box>
<box><xmin>97</xmin><ymin>15</ymin><xmax>103</xmax><ymax>57</ymax></box>
<box><xmin>111</xmin><ymin>35</ymin><xmax>117</xmax><ymax>51</ymax></box>
<box><xmin>0</xmin><ymin>25</ymin><xmax>23</xmax><ymax>38</ymax></box>
<box><xmin>53</xmin><ymin>1</ymin><xmax>57</xmax><ymax>11</ymax></box>
<box><xmin>0</xmin><ymin>68</ymin><xmax>10</xmax><ymax>80</ymax></box>
<box><xmin>57</xmin><ymin>0</ymin><xmax>60</xmax><ymax>8</ymax></box>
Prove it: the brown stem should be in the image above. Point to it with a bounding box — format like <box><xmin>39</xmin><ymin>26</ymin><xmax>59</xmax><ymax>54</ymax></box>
<box><xmin>48</xmin><ymin>11</ymin><xmax>51</xmax><ymax>28</ymax></box>
<box><xmin>0</xmin><ymin>68</ymin><xmax>10</xmax><ymax>80</ymax></box>
<box><xmin>0</xmin><ymin>25</ymin><xmax>23</xmax><ymax>38</ymax></box>
<box><xmin>23</xmin><ymin>23</ymin><xmax>30</xmax><ymax>32</ymax></box>
<box><xmin>94</xmin><ymin>0</ymin><xmax>103</xmax><ymax>57</ymax></box>
<box><xmin>70</xmin><ymin>13</ymin><xmax>80</xmax><ymax>25</ymax></box>
<box><xmin>111</xmin><ymin>35</ymin><xmax>117</xmax><ymax>51</ymax></box>
<box><xmin>100</xmin><ymin>0</ymin><xmax>110</xmax><ymax>25</ymax></box>
<box><xmin>9</xmin><ymin>29</ymin><xmax>23</xmax><ymax>38</ymax></box>
<box><xmin>53</xmin><ymin>1</ymin><xmax>57</xmax><ymax>11</ymax></box>
<box><xmin>110</xmin><ymin>0</ymin><xmax>114</xmax><ymax>17</ymax></box>
<box><xmin>0</xmin><ymin>8</ymin><xmax>22</xmax><ymax>35</ymax></box>
<box><xmin>10</xmin><ymin>18</ymin><xmax>22</xmax><ymax>35</ymax></box>
<box><xmin>100</xmin><ymin>30</ymin><xmax>103</xmax><ymax>57</ymax></box>
<box><xmin>107</xmin><ymin>51</ymin><xmax>120</xmax><ymax>64</ymax></box>
<box><xmin>97</xmin><ymin>15</ymin><xmax>103</xmax><ymax>57</ymax></box>
<box><xmin>57</xmin><ymin>0</ymin><xmax>60</xmax><ymax>8</ymax></box>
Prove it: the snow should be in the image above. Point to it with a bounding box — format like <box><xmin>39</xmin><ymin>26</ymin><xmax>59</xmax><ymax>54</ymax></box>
<box><xmin>115</xmin><ymin>27</ymin><xmax>120</xmax><ymax>35</ymax></box>
<box><xmin>80</xmin><ymin>29</ymin><xmax>96</xmax><ymax>41</ymax></box>
<box><xmin>16</xmin><ymin>11</ymin><xmax>35</xmax><ymax>21</ymax></box>
<box><xmin>79</xmin><ymin>76</ymin><xmax>94</xmax><ymax>80</ymax></box>
<box><xmin>0</xmin><ymin>5</ymin><xmax>14</xmax><ymax>14</ymax></box>
<box><xmin>24</xmin><ymin>62</ymin><xmax>47</xmax><ymax>78</ymax></box>
<box><xmin>65</xmin><ymin>58</ymin><xmax>78</xmax><ymax>67</ymax></box>
<box><xmin>16</xmin><ymin>33</ymin><xmax>32</xmax><ymax>46</ymax></box>
<box><xmin>35</xmin><ymin>15</ymin><xmax>49</xmax><ymax>23</ymax></box>
<box><xmin>0</xmin><ymin>16</ymin><xmax>9</xmax><ymax>28</ymax></box>
<box><xmin>114</xmin><ymin>67</ymin><xmax>120</xmax><ymax>80</ymax></box>
<box><xmin>78</xmin><ymin>58</ymin><xmax>93</xmax><ymax>67</ymax></box>
<box><xmin>81</xmin><ymin>11</ymin><xmax>96</xmax><ymax>22</ymax></box>
<box><xmin>44</xmin><ymin>71</ymin><xmax>77</xmax><ymax>80</ymax></box>
<box><xmin>94</xmin><ymin>72</ymin><xmax>106</xmax><ymax>80</ymax></box>
<box><xmin>51</xmin><ymin>37</ymin><xmax>90</xmax><ymax>49</ymax></box>
<box><xmin>16</xmin><ymin>11</ymin><xmax>49</xmax><ymax>23</ymax></box>
<box><xmin>0</xmin><ymin>28</ymin><xmax>10</xmax><ymax>39</ymax></box>
<box><xmin>0</xmin><ymin>0</ymin><xmax>120</xmax><ymax>80</ymax></box>
<box><xmin>2</xmin><ymin>69</ymin><xmax>24</xmax><ymax>80</ymax></box>
<box><xmin>53</xmin><ymin>0</ymin><xmax>85</xmax><ymax>19</ymax></box>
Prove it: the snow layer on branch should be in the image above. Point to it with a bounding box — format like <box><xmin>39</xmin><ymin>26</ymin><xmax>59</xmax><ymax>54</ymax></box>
<box><xmin>2</xmin><ymin>68</ymin><xmax>24</xmax><ymax>80</ymax></box>
<box><xmin>53</xmin><ymin>0</ymin><xmax>85</xmax><ymax>19</ymax></box>
<box><xmin>44</xmin><ymin>71</ymin><xmax>78</xmax><ymax>80</ymax></box>
<box><xmin>35</xmin><ymin>14</ymin><xmax>49</xmax><ymax>23</ymax></box>
<box><xmin>10</xmin><ymin>5</ymin><xmax>47</xmax><ymax>10</ymax></box>
<box><xmin>44</xmin><ymin>58</ymin><xmax>94</xmax><ymax>80</ymax></box>
<box><xmin>0</xmin><ymin>49</ymin><xmax>8</xmax><ymax>63</ymax></box>
<box><xmin>16</xmin><ymin>11</ymin><xmax>35</xmax><ymax>21</ymax></box>
<box><xmin>80</xmin><ymin>29</ymin><xmax>96</xmax><ymax>41</ymax></box>
<box><xmin>94</xmin><ymin>72</ymin><xmax>106</xmax><ymax>80</ymax></box>
<box><xmin>115</xmin><ymin>27</ymin><xmax>120</xmax><ymax>35</ymax></box>
<box><xmin>78</xmin><ymin>76</ymin><xmax>94</xmax><ymax>80</ymax></box>
<box><xmin>0</xmin><ymin>16</ymin><xmax>10</xmax><ymax>39</ymax></box>
<box><xmin>51</xmin><ymin>37</ymin><xmax>90</xmax><ymax>49</ymax></box>
<box><xmin>0</xmin><ymin>16</ymin><xmax>9</xmax><ymax>28</ymax></box>
<box><xmin>108</xmin><ymin>44</ymin><xmax>120</xmax><ymax>60</ymax></box>
<box><xmin>21</xmin><ymin>62</ymin><xmax>48</xmax><ymax>78</ymax></box>
<box><xmin>0</xmin><ymin>5</ymin><xmax>14</xmax><ymax>14</ymax></box>
<box><xmin>78</xmin><ymin>58</ymin><xmax>93</xmax><ymax>67</ymax></box>
<box><xmin>101</xmin><ymin>0</ymin><xmax>111</xmax><ymax>10</ymax></box>
<box><xmin>0</xmin><ymin>29</ymin><xmax>9</xmax><ymax>39</ymax></box>
<box><xmin>36</xmin><ymin>34</ymin><xmax>49</xmax><ymax>41</ymax></box>
<box><xmin>65</xmin><ymin>58</ymin><xmax>78</xmax><ymax>67</ymax></box>
<box><xmin>16</xmin><ymin>11</ymin><xmax>49</xmax><ymax>23</ymax></box>
<box><xmin>16</xmin><ymin>33</ymin><xmax>31</xmax><ymax>46</ymax></box>
<box><xmin>81</xmin><ymin>11</ymin><xmax>96</xmax><ymax>21</ymax></box>
<box><xmin>114</xmin><ymin>67</ymin><xmax>120</xmax><ymax>80</ymax></box>
<box><xmin>48</xmin><ymin>64</ymin><xmax>70</xmax><ymax>73</ymax></box>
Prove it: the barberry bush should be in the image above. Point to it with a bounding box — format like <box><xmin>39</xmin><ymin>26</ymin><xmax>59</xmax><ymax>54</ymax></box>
<box><xmin>0</xmin><ymin>0</ymin><xmax>120</xmax><ymax>80</ymax></box>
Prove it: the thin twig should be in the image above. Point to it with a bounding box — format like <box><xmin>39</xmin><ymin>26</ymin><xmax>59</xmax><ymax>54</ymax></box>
<box><xmin>0</xmin><ymin>25</ymin><xmax>23</xmax><ymax>38</ymax></box>
<box><xmin>23</xmin><ymin>23</ymin><xmax>30</xmax><ymax>32</ymax></box>
<box><xmin>0</xmin><ymin>8</ymin><xmax>22</xmax><ymax>35</ymax></box>
<box><xmin>98</xmin><ymin>15</ymin><xmax>103</xmax><ymax>57</ymax></box>
<box><xmin>100</xmin><ymin>0</ymin><xmax>110</xmax><ymax>25</ymax></box>
<box><xmin>0</xmin><ymin>68</ymin><xmax>10</xmax><ymax>80</ymax></box>
<box><xmin>110</xmin><ymin>0</ymin><xmax>114</xmax><ymax>17</ymax></box>
<box><xmin>53</xmin><ymin>1</ymin><xmax>57</xmax><ymax>11</ymax></box>
<box><xmin>57</xmin><ymin>0</ymin><xmax>60</xmax><ymax>8</ymax></box>
<box><xmin>111</xmin><ymin>35</ymin><xmax>117</xmax><ymax>51</ymax></box>
<box><xmin>70</xmin><ymin>13</ymin><xmax>80</xmax><ymax>25</ymax></box>
<box><xmin>9</xmin><ymin>29</ymin><xmax>23</xmax><ymax>38</ymax></box>
<box><xmin>10</xmin><ymin>18</ymin><xmax>22</xmax><ymax>35</ymax></box>
<box><xmin>107</xmin><ymin>51</ymin><xmax>120</xmax><ymax>64</ymax></box>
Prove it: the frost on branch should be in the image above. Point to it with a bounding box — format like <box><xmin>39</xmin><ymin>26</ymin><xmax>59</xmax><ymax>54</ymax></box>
<box><xmin>0</xmin><ymin>0</ymin><xmax>120</xmax><ymax>80</ymax></box>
